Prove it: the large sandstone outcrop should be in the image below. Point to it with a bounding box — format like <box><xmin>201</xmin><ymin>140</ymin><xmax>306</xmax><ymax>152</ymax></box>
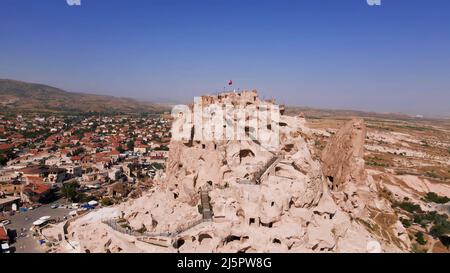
<box><xmin>321</xmin><ymin>119</ymin><xmax>410</xmax><ymax>249</ymax></box>
<box><xmin>321</xmin><ymin>118</ymin><xmax>367</xmax><ymax>190</ymax></box>
<box><xmin>47</xmin><ymin>91</ymin><xmax>410</xmax><ymax>253</ymax></box>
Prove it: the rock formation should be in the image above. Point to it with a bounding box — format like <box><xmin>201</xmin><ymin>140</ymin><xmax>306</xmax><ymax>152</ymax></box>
<box><xmin>321</xmin><ymin>118</ymin><xmax>367</xmax><ymax>190</ymax></box>
<box><xmin>321</xmin><ymin>118</ymin><xmax>410</xmax><ymax>249</ymax></box>
<box><xmin>46</xmin><ymin>91</ymin><xmax>411</xmax><ymax>253</ymax></box>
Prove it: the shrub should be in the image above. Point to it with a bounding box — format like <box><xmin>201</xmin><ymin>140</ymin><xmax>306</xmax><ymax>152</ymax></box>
<box><xmin>411</xmin><ymin>243</ymin><xmax>427</xmax><ymax>253</ymax></box>
<box><xmin>0</xmin><ymin>156</ymin><xmax>8</xmax><ymax>166</ymax></box>
<box><xmin>415</xmin><ymin>231</ymin><xmax>427</xmax><ymax>245</ymax></box>
<box><xmin>394</xmin><ymin>201</ymin><xmax>421</xmax><ymax>213</ymax></box>
<box><xmin>101</xmin><ymin>197</ymin><xmax>114</xmax><ymax>206</ymax></box>
<box><xmin>425</xmin><ymin>171</ymin><xmax>439</xmax><ymax>179</ymax></box>
<box><xmin>411</xmin><ymin>211</ymin><xmax>450</xmax><ymax>238</ymax></box>
<box><xmin>430</xmin><ymin>220</ymin><xmax>450</xmax><ymax>238</ymax></box>
<box><xmin>423</xmin><ymin>192</ymin><xmax>450</xmax><ymax>204</ymax></box>
<box><xmin>400</xmin><ymin>217</ymin><xmax>412</xmax><ymax>228</ymax></box>
<box><xmin>61</xmin><ymin>181</ymin><xmax>81</xmax><ymax>202</ymax></box>
<box><xmin>116</xmin><ymin>146</ymin><xmax>125</xmax><ymax>153</ymax></box>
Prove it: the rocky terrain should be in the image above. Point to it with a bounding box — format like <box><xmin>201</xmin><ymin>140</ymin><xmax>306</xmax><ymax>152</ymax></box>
<box><xmin>43</xmin><ymin>90</ymin><xmax>450</xmax><ymax>253</ymax></box>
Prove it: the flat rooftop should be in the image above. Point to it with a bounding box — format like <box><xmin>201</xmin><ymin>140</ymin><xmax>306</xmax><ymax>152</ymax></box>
<box><xmin>0</xmin><ymin>196</ymin><xmax>21</xmax><ymax>206</ymax></box>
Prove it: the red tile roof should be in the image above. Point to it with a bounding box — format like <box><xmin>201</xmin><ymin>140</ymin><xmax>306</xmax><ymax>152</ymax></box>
<box><xmin>27</xmin><ymin>176</ymin><xmax>44</xmax><ymax>184</ymax></box>
<box><xmin>20</xmin><ymin>166</ymin><xmax>48</xmax><ymax>175</ymax></box>
<box><xmin>0</xmin><ymin>143</ymin><xmax>14</xmax><ymax>151</ymax></box>
<box><xmin>27</xmin><ymin>182</ymin><xmax>50</xmax><ymax>195</ymax></box>
<box><xmin>0</xmin><ymin>226</ymin><xmax>8</xmax><ymax>241</ymax></box>
<box><xmin>71</xmin><ymin>156</ymin><xmax>82</xmax><ymax>161</ymax></box>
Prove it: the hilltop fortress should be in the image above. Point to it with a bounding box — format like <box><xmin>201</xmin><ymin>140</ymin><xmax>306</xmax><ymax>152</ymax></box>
<box><xmin>45</xmin><ymin>90</ymin><xmax>411</xmax><ymax>253</ymax></box>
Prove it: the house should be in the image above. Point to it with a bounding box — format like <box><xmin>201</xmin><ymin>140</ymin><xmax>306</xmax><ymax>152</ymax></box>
<box><xmin>133</xmin><ymin>143</ymin><xmax>148</xmax><ymax>154</ymax></box>
<box><xmin>70</xmin><ymin>155</ymin><xmax>82</xmax><ymax>164</ymax></box>
<box><xmin>0</xmin><ymin>196</ymin><xmax>21</xmax><ymax>212</ymax></box>
<box><xmin>0</xmin><ymin>170</ymin><xmax>17</xmax><ymax>182</ymax></box>
<box><xmin>149</xmin><ymin>150</ymin><xmax>169</xmax><ymax>159</ymax></box>
<box><xmin>108</xmin><ymin>167</ymin><xmax>123</xmax><ymax>181</ymax></box>
<box><xmin>82</xmin><ymin>171</ymin><xmax>107</xmax><ymax>183</ymax></box>
<box><xmin>0</xmin><ymin>143</ymin><xmax>14</xmax><ymax>151</ymax></box>
<box><xmin>44</xmin><ymin>135</ymin><xmax>61</xmax><ymax>146</ymax></box>
<box><xmin>61</xmin><ymin>164</ymin><xmax>82</xmax><ymax>178</ymax></box>
<box><xmin>0</xmin><ymin>181</ymin><xmax>23</xmax><ymax>196</ymax></box>
<box><xmin>107</xmin><ymin>182</ymin><xmax>128</xmax><ymax>198</ymax></box>
<box><xmin>45</xmin><ymin>156</ymin><xmax>61</xmax><ymax>166</ymax></box>
<box><xmin>21</xmin><ymin>182</ymin><xmax>51</xmax><ymax>204</ymax></box>
<box><xmin>107</xmin><ymin>150</ymin><xmax>121</xmax><ymax>162</ymax></box>
<box><xmin>19</xmin><ymin>166</ymin><xmax>49</xmax><ymax>183</ymax></box>
<box><xmin>46</xmin><ymin>167</ymin><xmax>67</xmax><ymax>184</ymax></box>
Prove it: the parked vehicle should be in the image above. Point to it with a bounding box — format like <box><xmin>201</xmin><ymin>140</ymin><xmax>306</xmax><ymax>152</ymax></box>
<box><xmin>0</xmin><ymin>219</ymin><xmax>11</xmax><ymax>226</ymax></box>
<box><xmin>1</xmin><ymin>243</ymin><xmax>10</xmax><ymax>253</ymax></box>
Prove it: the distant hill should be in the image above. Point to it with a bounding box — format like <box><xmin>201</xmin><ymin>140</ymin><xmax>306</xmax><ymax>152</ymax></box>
<box><xmin>0</xmin><ymin>79</ymin><xmax>170</xmax><ymax>114</ymax></box>
<box><xmin>286</xmin><ymin>106</ymin><xmax>423</xmax><ymax>121</ymax></box>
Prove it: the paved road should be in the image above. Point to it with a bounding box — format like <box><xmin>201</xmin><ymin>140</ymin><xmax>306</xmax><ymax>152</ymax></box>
<box><xmin>5</xmin><ymin>199</ymin><xmax>72</xmax><ymax>253</ymax></box>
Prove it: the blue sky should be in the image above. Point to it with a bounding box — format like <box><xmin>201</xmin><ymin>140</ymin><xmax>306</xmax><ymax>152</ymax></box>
<box><xmin>1</xmin><ymin>0</ymin><xmax>449</xmax><ymax>116</ymax></box>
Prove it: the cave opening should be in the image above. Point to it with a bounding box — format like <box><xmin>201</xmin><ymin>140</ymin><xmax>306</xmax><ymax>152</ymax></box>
<box><xmin>225</xmin><ymin>235</ymin><xmax>241</xmax><ymax>244</ymax></box>
<box><xmin>199</xmin><ymin>233</ymin><xmax>213</xmax><ymax>244</ymax></box>
<box><xmin>173</xmin><ymin>238</ymin><xmax>185</xmax><ymax>249</ymax></box>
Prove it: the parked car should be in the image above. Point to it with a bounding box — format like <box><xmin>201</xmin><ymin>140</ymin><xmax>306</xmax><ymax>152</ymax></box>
<box><xmin>51</xmin><ymin>204</ymin><xmax>58</xmax><ymax>209</ymax></box>
<box><xmin>1</xmin><ymin>243</ymin><xmax>10</xmax><ymax>253</ymax></box>
<box><xmin>0</xmin><ymin>219</ymin><xmax>11</xmax><ymax>226</ymax></box>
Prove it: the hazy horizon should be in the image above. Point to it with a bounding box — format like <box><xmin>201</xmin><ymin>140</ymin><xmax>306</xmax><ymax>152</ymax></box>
<box><xmin>1</xmin><ymin>0</ymin><xmax>449</xmax><ymax>117</ymax></box>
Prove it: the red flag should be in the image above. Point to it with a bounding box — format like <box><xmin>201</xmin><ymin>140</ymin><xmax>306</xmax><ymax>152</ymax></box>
<box><xmin>228</xmin><ymin>80</ymin><xmax>233</xmax><ymax>86</ymax></box>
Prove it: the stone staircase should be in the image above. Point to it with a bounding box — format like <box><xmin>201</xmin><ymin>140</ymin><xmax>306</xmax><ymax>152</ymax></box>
<box><xmin>200</xmin><ymin>190</ymin><xmax>213</xmax><ymax>220</ymax></box>
<box><xmin>254</xmin><ymin>155</ymin><xmax>280</xmax><ymax>184</ymax></box>
<box><xmin>236</xmin><ymin>155</ymin><xmax>280</xmax><ymax>185</ymax></box>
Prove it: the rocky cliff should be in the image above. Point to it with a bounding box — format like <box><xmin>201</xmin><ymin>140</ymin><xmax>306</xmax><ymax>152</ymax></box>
<box><xmin>46</xmin><ymin>91</ymin><xmax>411</xmax><ymax>253</ymax></box>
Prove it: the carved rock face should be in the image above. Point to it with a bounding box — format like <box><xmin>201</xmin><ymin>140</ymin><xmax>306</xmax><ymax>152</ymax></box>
<box><xmin>48</xmin><ymin>93</ymin><xmax>410</xmax><ymax>253</ymax></box>
<box><xmin>321</xmin><ymin>118</ymin><xmax>368</xmax><ymax>191</ymax></box>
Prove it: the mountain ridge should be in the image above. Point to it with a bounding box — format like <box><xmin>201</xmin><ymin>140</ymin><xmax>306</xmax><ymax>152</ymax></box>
<box><xmin>0</xmin><ymin>79</ymin><xmax>170</xmax><ymax>114</ymax></box>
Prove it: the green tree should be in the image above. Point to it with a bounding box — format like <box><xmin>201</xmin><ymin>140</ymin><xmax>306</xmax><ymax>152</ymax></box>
<box><xmin>61</xmin><ymin>181</ymin><xmax>80</xmax><ymax>202</ymax></box>
<box><xmin>423</xmin><ymin>192</ymin><xmax>450</xmax><ymax>204</ymax></box>
<box><xmin>71</xmin><ymin>147</ymin><xmax>85</xmax><ymax>156</ymax></box>
<box><xmin>116</xmin><ymin>146</ymin><xmax>125</xmax><ymax>153</ymax></box>
<box><xmin>0</xmin><ymin>156</ymin><xmax>8</xmax><ymax>166</ymax></box>
<box><xmin>415</xmin><ymin>231</ymin><xmax>427</xmax><ymax>245</ymax></box>
<box><xmin>127</xmin><ymin>141</ymin><xmax>134</xmax><ymax>151</ymax></box>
